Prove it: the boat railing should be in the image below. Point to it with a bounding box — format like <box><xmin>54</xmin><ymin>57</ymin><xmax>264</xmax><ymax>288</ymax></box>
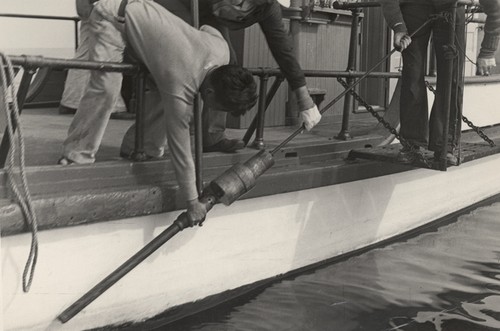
<box><xmin>1</xmin><ymin>0</ymin><xmax>491</xmax><ymax>173</ymax></box>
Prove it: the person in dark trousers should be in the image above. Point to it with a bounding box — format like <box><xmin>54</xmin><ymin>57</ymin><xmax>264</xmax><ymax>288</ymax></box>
<box><xmin>380</xmin><ymin>0</ymin><xmax>466</xmax><ymax>165</ymax></box>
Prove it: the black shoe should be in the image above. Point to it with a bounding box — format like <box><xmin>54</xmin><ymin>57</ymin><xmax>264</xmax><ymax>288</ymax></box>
<box><xmin>397</xmin><ymin>145</ymin><xmax>423</xmax><ymax>164</ymax></box>
<box><xmin>58</xmin><ymin>105</ymin><xmax>77</xmax><ymax>115</ymax></box>
<box><xmin>433</xmin><ymin>151</ymin><xmax>458</xmax><ymax>166</ymax></box>
<box><xmin>203</xmin><ymin>139</ymin><xmax>245</xmax><ymax>153</ymax></box>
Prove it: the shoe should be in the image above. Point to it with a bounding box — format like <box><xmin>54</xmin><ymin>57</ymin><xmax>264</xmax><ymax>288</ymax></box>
<box><xmin>58</xmin><ymin>157</ymin><xmax>75</xmax><ymax>165</ymax></box>
<box><xmin>110</xmin><ymin>111</ymin><xmax>135</xmax><ymax>120</ymax></box>
<box><xmin>203</xmin><ymin>139</ymin><xmax>245</xmax><ymax>153</ymax></box>
<box><xmin>433</xmin><ymin>151</ymin><xmax>458</xmax><ymax>166</ymax></box>
<box><xmin>396</xmin><ymin>145</ymin><xmax>423</xmax><ymax>164</ymax></box>
<box><xmin>58</xmin><ymin>105</ymin><xmax>77</xmax><ymax>115</ymax></box>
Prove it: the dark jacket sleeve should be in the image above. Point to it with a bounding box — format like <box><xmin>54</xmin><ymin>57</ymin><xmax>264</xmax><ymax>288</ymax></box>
<box><xmin>479</xmin><ymin>0</ymin><xmax>500</xmax><ymax>58</ymax></box>
<box><xmin>257</xmin><ymin>1</ymin><xmax>306</xmax><ymax>90</ymax></box>
<box><xmin>380</xmin><ymin>0</ymin><xmax>407</xmax><ymax>33</ymax></box>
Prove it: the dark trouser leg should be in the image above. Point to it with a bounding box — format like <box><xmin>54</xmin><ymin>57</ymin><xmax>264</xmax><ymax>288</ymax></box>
<box><xmin>400</xmin><ymin>4</ymin><xmax>434</xmax><ymax>148</ymax></box>
<box><xmin>429</xmin><ymin>5</ymin><xmax>465</xmax><ymax>153</ymax></box>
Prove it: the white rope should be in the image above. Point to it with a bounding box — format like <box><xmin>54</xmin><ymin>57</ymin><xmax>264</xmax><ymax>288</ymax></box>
<box><xmin>0</xmin><ymin>52</ymin><xmax>39</xmax><ymax>292</ymax></box>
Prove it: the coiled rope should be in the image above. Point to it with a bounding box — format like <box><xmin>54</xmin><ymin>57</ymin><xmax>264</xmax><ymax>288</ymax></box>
<box><xmin>0</xmin><ymin>52</ymin><xmax>39</xmax><ymax>292</ymax></box>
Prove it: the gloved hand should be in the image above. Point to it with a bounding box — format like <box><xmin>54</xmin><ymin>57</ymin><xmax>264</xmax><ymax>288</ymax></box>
<box><xmin>476</xmin><ymin>57</ymin><xmax>496</xmax><ymax>76</ymax></box>
<box><xmin>300</xmin><ymin>105</ymin><xmax>321</xmax><ymax>131</ymax></box>
<box><xmin>394</xmin><ymin>32</ymin><xmax>412</xmax><ymax>52</ymax></box>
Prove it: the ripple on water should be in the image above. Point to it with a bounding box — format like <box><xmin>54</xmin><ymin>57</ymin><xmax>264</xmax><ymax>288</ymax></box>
<box><xmin>163</xmin><ymin>200</ymin><xmax>500</xmax><ymax>331</ymax></box>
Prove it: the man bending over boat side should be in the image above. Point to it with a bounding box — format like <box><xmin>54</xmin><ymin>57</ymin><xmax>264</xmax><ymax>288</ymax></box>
<box><xmin>174</xmin><ymin>0</ymin><xmax>322</xmax><ymax>153</ymax></box>
<box><xmin>59</xmin><ymin>0</ymin><xmax>194</xmax><ymax>165</ymax></box>
<box><xmin>121</xmin><ymin>0</ymin><xmax>323</xmax><ymax>154</ymax></box>
<box><xmin>61</xmin><ymin>0</ymin><xmax>258</xmax><ymax>223</ymax></box>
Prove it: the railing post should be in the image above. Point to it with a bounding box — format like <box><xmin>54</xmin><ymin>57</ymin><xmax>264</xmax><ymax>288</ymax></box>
<box><xmin>132</xmin><ymin>69</ymin><xmax>147</xmax><ymax>161</ymax></box>
<box><xmin>336</xmin><ymin>7</ymin><xmax>361</xmax><ymax>140</ymax></box>
<box><xmin>251</xmin><ymin>73</ymin><xmax>269</xmax><ymax>149</ymax></box>
<box><xmin>242</xmin><ymin>75</ymin><xmax>284</xmax><ymax>146</ymax></box>
<box><xmin>436</xmin><ymin>2</ymin><xmax>458</xmax><ymax>171</ymax></box>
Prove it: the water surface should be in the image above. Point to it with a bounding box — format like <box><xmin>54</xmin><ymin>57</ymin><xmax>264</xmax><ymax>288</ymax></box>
<box><xmin>164</xmin><ymin>196</ymin><xmax>500</xmax><ymax>331</ymax></box>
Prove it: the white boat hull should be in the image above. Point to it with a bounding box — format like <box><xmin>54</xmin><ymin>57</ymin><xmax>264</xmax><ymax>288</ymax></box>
<box><xmin>3</xmin><ymin>153</ymin><xmax>500</xmax><ymax>330</ymax></box>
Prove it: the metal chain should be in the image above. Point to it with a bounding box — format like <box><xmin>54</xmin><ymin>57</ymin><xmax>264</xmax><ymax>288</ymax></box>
<box><xmin>424</xmin><ymin>81</ymin><xmax>495</xmax><ymax>147</ymax></box>
<box><xmin>338</xmin><ymin>78</ymin><xmax>433</xmax><ymax>167</ymax></box>
<box><xmin>337</xmin><ymin>78</ymin><xmax>409</xmax><ymax>148</ymax></box>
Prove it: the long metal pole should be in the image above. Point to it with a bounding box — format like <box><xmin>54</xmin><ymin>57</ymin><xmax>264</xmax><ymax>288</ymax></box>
<box><xmin>336</xmin><ymin>8</ymin><xmax>361</xmax><ymax>140</ymax></box>
<box><xmin>251</xmin><ymin>74</ymin><xmax>269</xmax><ymax>149</ymax></box>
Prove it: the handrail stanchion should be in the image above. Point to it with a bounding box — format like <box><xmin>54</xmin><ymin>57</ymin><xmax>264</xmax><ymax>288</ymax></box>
<box><xmin>242</xmin><ymin>75</ymin><xmax>284</xmax><ymax>146</ymax></box>
<box><xmin>74</xmin><ymin>20</ymin><xmax>79</xmax><ymax>50</ymax></box>
<box><xmin>251</xmin><ymin>73</ymin><xmax>269</xmax><ymax>149</ymax></box>
<box><xmin>336</xmin><ymin>7</ymin><xmax>361</xmax><ymax>140</ymax></box>
<box><xmin>132</xmin><ymin>69</ymin><xmax>147</xmax><ymax>160</ymax></box>
<box><xmin>437</xmin><ymin>2</ymin><xmax>458</xmax><ymax>171</ymax></box>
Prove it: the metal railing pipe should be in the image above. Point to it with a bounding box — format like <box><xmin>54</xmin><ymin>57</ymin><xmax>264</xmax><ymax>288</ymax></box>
<box><xmin>8</xmin><ymin>55</ymin><xmax>138</xmax><ymax>74</ymax></box>
<box><xmin>336</xmin><ymin>7</ymin><xmax>362</xmax><ymax>140</ymax></box>
<box><xmin>332</xmin><ymin>0</ymin><xmax>478</xmax><ymax>10</ymax></box>
<box><xmin>437</xmin><ymin>2</ymin><xmax>459</xmax><ymax>171</ymax></box>
<box><xmin>247</xmin><ymin>67</ymin><xmax>400</xmax><ymax>79</ymax></box>
<box><xmin>252</xmin><ymin>74</ymin><xmax>270</xmax><ymax>149</ymax></box>
<box><xmin>242</xmin><ymin>75</ymin><xmax>284</xmax><ymax>146</ymax></box>
<box><xmin>132</xmin><ymin>70</ymin><xmax>147</xmax><ymax>161</ymax></box>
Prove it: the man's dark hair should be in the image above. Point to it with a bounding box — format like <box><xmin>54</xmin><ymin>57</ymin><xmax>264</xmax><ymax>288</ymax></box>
<box><xmin>210</xmin><ymin>64</ymin><xmax>258</xmax><ymax>116</ymax></box>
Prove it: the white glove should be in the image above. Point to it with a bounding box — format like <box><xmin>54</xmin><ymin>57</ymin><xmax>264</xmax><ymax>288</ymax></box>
<box><xmin>300</xmin><ymin>105</ymin><xmax>321</xmax><ymax>131</ymax></box>
<box><xmin>476</xmin><ymin>57</ymin><xmax>496</xmax><ymax>76</ymax></box>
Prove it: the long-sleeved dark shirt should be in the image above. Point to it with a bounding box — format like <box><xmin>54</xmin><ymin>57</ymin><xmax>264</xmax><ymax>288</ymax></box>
<box><xmin>171</xmin><ymin>0</ymin><xmax>306</xmax><ymax>90</ymax></box>
<box><xmin>380</xmin><ymin>0</ymin><xmax>500</xmax><ymax>58</ymax></box>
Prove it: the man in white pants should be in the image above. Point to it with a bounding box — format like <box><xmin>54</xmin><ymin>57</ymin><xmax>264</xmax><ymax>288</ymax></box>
<box><xmin>60</xmin><ymin>0</ymin><xmax>258</xmax><ymax>222</ymax></box>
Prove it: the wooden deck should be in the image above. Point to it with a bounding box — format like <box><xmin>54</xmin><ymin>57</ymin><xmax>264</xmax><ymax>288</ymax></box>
<box><xmin>14</xmin><ymin>107</ymin><xmax>382</xmax><ymax>166</ymax></box>
<box><xmin>2</xmin><ymin>106</ymin><xmax>500</xmax><ymax>236</ymax></box>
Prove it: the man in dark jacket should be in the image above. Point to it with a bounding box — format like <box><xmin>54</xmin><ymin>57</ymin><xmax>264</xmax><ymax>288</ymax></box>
<box><xmin>176</xmin><ymin>0</ymin><xmax>321</xmax><ymax>152</ymax></box>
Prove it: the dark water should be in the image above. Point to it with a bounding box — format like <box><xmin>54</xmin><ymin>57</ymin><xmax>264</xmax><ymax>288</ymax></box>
<box><xmin>163</xmin><ymin>197</ymin><xmax>500</xmax><ymax>331</ymax></box>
